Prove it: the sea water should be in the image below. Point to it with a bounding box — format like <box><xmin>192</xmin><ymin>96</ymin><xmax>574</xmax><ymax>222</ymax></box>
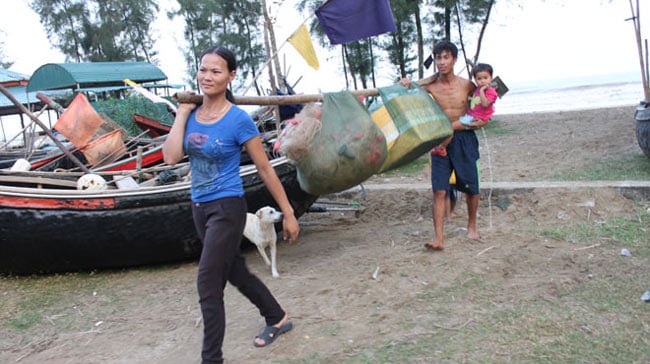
<box><xmin>495</xmin><ymin>71</ymin><xmax>645</xmax><ymax>115</ymax></box>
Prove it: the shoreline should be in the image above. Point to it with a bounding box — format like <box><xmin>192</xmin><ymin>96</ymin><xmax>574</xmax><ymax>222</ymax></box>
<box><xmin>494</xmin><ymin>77</ymin><xmax>643</xmax><ymax>115</ymax></box>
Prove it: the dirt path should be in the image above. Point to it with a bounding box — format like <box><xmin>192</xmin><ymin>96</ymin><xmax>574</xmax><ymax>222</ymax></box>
<box><xmin>1</xmin><ymin>105</ymin><xmax>649</xmax><ymax>364</ymax></box>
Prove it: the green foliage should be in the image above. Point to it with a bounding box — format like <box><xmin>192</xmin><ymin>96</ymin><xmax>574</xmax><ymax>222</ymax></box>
<box><xmin>384</xmin><ymin>0</ymin><xmax>420</xmax><ymax>79</ymax></box>
<box><xmin>30</xmin><ymin>0</ymin><xmax>159</xmax><ymax>63</ymax></box>
<box><xmin>92</xmin><ymin>96</ymin><xmax>176</xmax><ymax>137</ymax></box>
<box><xmin>170</xmin><ymin>0</ymin><xmax>265</xmax><ymax>92</ymax></box>
<box><xmin>31</xmin><ymin>0</ymin><xmax>496</xmax><ymax>96</ymax></box>
<box><xmin>344</xmin><ymin>39</ymin><xmax>378</xmax><ymax>89</ymax></box>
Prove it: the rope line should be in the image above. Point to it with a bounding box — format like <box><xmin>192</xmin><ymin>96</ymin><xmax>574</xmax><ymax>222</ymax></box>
<box><xmin>480</xmin><ymin>127</ymin><xmax>494</xmax><ymax>229</ymax></box>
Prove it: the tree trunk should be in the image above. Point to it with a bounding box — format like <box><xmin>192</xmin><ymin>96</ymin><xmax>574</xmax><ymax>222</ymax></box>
<box><xmin>473</xmin><ymin>0</ymin><xmax>495</xmax><ymax>66</ymax></box>
<box><xmin>263</xmin><ymin>0</ymin><xmax>285</xmax><ymax>92</ymax></box>
<box><xmin>415</xmin><ymin>4</ymin><xmax>424</xmax><ymax>79</ymax></box>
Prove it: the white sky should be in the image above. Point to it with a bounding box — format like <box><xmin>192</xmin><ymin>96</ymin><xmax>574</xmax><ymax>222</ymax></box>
<box><xmin>1</xmin><ymin>0</ymin><xmax>648</xmax><ymax>94</ymax></box>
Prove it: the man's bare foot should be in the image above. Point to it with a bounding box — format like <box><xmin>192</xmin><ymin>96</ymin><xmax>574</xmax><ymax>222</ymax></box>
<box><xmin>424</xmin><ymin>242</ymin><xmax>444</xmax><ymax>250</ymax></box>
<box><xmin>467</xmin><ymin>229</ymin><xmax>481</xmax><ymax>241</ymax></box>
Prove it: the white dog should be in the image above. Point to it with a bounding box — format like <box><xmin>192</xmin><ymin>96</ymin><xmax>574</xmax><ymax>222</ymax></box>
<box><xmin>243</xmin><ymin>206</ymin><xmax>284</xmax><ymax>278</ymax></box>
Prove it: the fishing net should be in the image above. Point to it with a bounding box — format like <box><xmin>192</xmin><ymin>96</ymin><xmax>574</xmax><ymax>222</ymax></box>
<box><xmin>294</xmin><ymin>91</ymin><xmax>387</xmax><ymax>195</ymax></box>
<box><xmin>274</xmin><ymin>103</ymin><xmax>322</xmax><ymax>162</ymax></box>
<box><xmin>371</xmin><ymin>83</ymin><xmax>453</xmax><ymax>173</ymax></box>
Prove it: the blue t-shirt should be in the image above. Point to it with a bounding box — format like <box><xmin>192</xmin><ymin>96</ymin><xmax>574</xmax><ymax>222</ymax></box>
<box><xmin>183</xmin><ymin>105</ymin><xmax>259</xmax><ymax>203</ymax></box>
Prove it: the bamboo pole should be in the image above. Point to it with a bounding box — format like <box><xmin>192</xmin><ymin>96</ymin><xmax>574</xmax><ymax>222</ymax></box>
<box><xmin>175</xmin><ymin>76</ymin><xmax>437</xmax><ymax>106</ymax></box>
<box><xmin>628</xmin><ymin>0</ymin><xmax>650</xmax><ymax>101</ymax></box>
<box><xmin>0</xmin><ymin>84</ymin><xmax>91</xmax><ymax>173</ymax></box>
<box><xmin>241</xmin><ymin>7</ymin><xmax>316</xmax><ymax>95</ymax></box>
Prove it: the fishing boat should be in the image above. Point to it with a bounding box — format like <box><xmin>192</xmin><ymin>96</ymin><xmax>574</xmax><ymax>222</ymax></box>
<box><xmin>1</xmin><ymin>63</ymin><xmax>451</xmax><ymax>275</ymax></box>
<box><xmin>132</xmin><ymin>114</ymin><xmax>171</xmax><ymax>138</ymax></box>
<box><xmin>0</xmin><ymin>75</ymin><xmax>323</xmax><ymax>275</ymax></box>
<box><xmin>0</xmin><ymin>156</ymin><xmax>317</xmax><ymax>275</ymax></box>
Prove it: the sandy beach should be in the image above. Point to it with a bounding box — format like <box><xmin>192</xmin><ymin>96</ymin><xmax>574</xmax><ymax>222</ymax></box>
<box><xmin>1</xmin><ymin>105</ymin><xmax>649</xmax><ymax>363</ymax></box>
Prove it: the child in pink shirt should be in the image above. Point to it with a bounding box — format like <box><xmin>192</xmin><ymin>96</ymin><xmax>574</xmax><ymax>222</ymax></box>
<box><xmin>459</xmin><ymin>63</ymin><xmax>498</xmax><ymax>126</ymax></box>
<box><xmin>431</xmin><ymin>62</ymin><xmax>498</xmax><ymax>157</ymax></box>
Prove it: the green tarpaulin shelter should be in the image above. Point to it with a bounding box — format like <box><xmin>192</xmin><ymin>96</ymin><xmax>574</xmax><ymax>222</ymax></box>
<box><xmin>26</xmin><ymin>62</ymin><xmax>168</xmax><ymax>93</ymax></box>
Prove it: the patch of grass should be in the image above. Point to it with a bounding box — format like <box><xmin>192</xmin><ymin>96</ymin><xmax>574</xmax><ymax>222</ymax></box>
<box><xmin>541</xmin><ymin>204</ymin><xmax>650</xmax><ymax>252</ymax></box>
<box><xmin>1</xmin><ymin>271</ymin><xmax>126</xmax><ymax>333</ymax></box>
<box><xmin>320</xmin><ymin>285</ymin><xmax>650</xmax><ymax>364</ymax></box>
<box><xmin>524</xmin><ymin>288</ymin><xmax>650</xmax><ymax>363</ymax></box>
<box><xmin>414</xmin><ymin>272</ymin><xmax>490</xmax><ymax>305</ymax></box>
<box><xmin>288</xmin><ymin>353</ymin><xmax>327</xmax><ymax>364</ymax></box>
<box><xmin>483</xmin><ymin>118</ymin><xmax>516</xmax><ymax>136</ymax></box>
<box><xmin>553</xmin><ymin>154</ymin><xmax>650</xmax><ymax>181</ymax></box>
<box><xmin>378</xmin><ymin>154</ymin><xmax>430</xmax><ymax>176</ymax></box>
<box><xmin>6</xmin><ymin>311</ymin><xmax>41</xmax><ymax>330</ymax></box>
<box><xmin>286</xmin><ymin>202</ymin><xmax>650</xmax><ymax>364</ymax></box>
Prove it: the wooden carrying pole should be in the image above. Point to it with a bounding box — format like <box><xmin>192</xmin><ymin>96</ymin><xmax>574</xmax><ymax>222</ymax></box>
<box><xmin>175</xmin><ymin>76</ymin><xmax>437</xmax><ymax>106</ymax></box>
<box><xmin>0</xmin><ymin>84</ymin><xmax>91</xmax><ymax>173</ymax></box>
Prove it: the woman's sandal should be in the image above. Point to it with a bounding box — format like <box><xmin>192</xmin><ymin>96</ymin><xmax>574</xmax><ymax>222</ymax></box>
<box><xmin>253</xmin><ymin>321</ymin><xmax>293</xmax><ymax>348</ymax></box>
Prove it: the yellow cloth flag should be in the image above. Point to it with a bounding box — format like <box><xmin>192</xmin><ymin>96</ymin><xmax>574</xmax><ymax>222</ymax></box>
<box><xmin>288</xmin><ymin>24</ymin><xmax>320</xmax><ymax>70</ymax></box>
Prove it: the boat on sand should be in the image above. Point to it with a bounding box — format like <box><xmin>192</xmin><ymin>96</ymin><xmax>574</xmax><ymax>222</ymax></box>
<box><xmin>0</xmin><ymin>156</ymin><xmax>317</xmax><ymax>275</ymax></box>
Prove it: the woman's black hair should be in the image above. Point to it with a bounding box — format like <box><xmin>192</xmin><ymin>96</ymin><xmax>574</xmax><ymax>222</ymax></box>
<box><xmin>199</xmin><ymin>45</ymin><xmax>237</xmax><ymax>102</ymax></box>
<box><xmin>200</xmin><ymin>45</ymin><xmax>237</xmax><ymax>72</ymax></box>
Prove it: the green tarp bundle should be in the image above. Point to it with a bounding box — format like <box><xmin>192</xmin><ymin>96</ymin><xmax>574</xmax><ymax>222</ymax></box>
<box><xmin>295</xmin><ymin>91</ymin><xmax>387</xmax><ymax>195</ymax></box>
<box><xmin>371</xmin><ymin>83</ymin><xmax>453</xmax><ymax>172</ymax></box>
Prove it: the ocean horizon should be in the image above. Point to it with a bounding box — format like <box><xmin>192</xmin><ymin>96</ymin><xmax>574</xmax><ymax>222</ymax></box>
<box><xmin>495</xmin><ymin>71</ymin><xmax>645</xmax><ymax>115</ymax></box>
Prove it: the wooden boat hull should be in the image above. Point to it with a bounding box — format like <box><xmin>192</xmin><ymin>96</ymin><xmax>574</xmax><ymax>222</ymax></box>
<box><xmin>133</xmin><ymin>114</ymin><xmax>171</xmax><ymax>138</ymax></box>
<box><xmin>0</xmin><ymin>158</ymin><xmax>317</xmax><ymax>275</ymax></box>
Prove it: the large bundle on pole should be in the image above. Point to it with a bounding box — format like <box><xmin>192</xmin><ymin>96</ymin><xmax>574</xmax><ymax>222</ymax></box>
<box><xmin>174</xmin><ymin>75</ymin><xmax>451</xmax><ymax>194</ymax></box>
<box><xmin>370</xmin><ymin>83</ymin><xmax>453</xmax><ymax>172</ymax></box>
<box><xmin>285</xmin><ymin>91</ymin><xmax>387</xmax><ymax>195</ymax></box>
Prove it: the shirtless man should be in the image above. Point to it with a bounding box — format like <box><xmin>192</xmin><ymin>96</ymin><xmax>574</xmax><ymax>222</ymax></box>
<box><xmin>405</xmin><ymin>40</ymin><xmax>487</xmax><ymax>250</ymax></box>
